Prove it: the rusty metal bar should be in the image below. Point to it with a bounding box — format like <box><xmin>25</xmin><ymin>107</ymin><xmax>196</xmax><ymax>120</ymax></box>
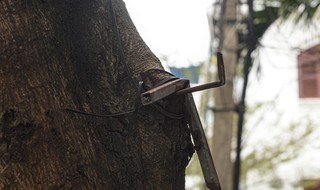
<box><xmin>140</xmin><ymin>78</ymin><xmax>189</xmax><ymax>106</ymax></box>
<box><xmin>175</xmin><ymin>52</ymin><xmax>225</xmax><ymax>95</ymax></box>
<box><xmin>139</xmin><ymin>53</ymin><xmax>225</xmax><ymax>190</ymax></box>
<box><xmin>140</xmin><ymin>53</ymin><xmax>225</xmax><ymax>105</ymax></box>
<box><xmin>141</xmin><ymin>83</ymin><xmax>222</xmax><ymax>189</ymax></box>
<box><xmin>184</xmin><ymin>90</ymin><xmax>221</xmax><ymax>190</ymax></box>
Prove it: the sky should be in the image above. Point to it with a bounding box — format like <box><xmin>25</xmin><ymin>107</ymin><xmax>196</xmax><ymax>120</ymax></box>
<box><xmin>123</xmin><ymin>0</ymin><xmax>213</xmax><ymax>67</ymax></box>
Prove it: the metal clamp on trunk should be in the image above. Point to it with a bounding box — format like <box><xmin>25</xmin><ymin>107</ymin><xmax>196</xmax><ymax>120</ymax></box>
<box><xmin>140</xmin><ymin>53</ymin><xmax>225</xmax><ymax>190</ymax></box>
<box><xmin>140</xmin><ymin>52</ymin><xmax>225</xmax><ymax>104</ymax></box>
<box><xmin>141</xmin><ymin>78</ymin><xmax>189</xmax><ymax>105</ymax></box>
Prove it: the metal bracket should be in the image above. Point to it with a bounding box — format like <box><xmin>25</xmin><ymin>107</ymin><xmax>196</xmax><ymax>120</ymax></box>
<box><xmin>140</xmin><ymin>52</ymin><xmax>225</xmax><ymax>104</ymax></box>
<box><xmin>141</xmin><ymin>79</ymin><xmax>189</xmax><ymax>106</ymax></box>
<box><xmin>139</xmin><ymin>53</ymin><xmax>225</xmax><ymax>190</ymax></box>
<box><xmin>175</xmin><ymin>52</ymin><xmax>225</xmax><ymax>95</ymax></box>
<box><xmin>184</xmin><ymin>91</ymin><xmax>221</xmax><ymax>190</ymax></box>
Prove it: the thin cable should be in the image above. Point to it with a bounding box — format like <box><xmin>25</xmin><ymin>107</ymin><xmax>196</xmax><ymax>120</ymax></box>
<box><xmin>108</xmin><ymin>0</ymin><xmax>138</xmax><ymax>89</ymax></box>
<box><xmin>152</xmin><ymin>104</ymin><xmax>184</xmax><ymax>120</ymax></box>
<box><xmin>65</xmin><ymin>108</ymin><xmax>135</xmax><ymax>117</ymax></box>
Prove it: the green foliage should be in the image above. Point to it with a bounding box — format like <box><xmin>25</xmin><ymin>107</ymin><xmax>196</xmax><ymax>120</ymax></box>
<box><xmin>269</xmin><ymin>174</ymin><xmax>283</xmax><ymax>189</ymax></box>
<box><xmin>276</xmin><ymin>0</ymin><xmax>320</xmax><ymax>21</ymax></box>
<box><xmin>253</xmin><ymin>6</ymin><xmax>279</xmax><ymax>44</ymax></box>
<box><xmin>238</xmin><ymin>4</ymin><xmax>279</xmax><ymax>48</ymax></box>
<box><xmin>237</xmin><ymin>0</ymin><xmax>320</xmax><ymax>70</ymax></box>
<box><xmin>241</xmin><ymin>120</ymin><xmax>314</xmax><ymax>188</ymax></box>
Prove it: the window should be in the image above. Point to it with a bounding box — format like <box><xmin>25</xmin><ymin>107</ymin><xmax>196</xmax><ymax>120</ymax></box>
<box><xmin>298</xmin><ymin>45</ymin><xmax>320</xmax><ymax>98</ymax></box>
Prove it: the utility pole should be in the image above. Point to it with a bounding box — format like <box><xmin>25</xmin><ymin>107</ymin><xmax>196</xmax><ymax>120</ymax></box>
<box><xmin>208</xmin><ymin>0</ymin><xmax>238</xmax><ymax>189</ymax></box>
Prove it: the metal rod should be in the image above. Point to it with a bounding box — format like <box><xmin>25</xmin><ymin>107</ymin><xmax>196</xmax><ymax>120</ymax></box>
<box><xmin>140</xmin><ymin>53</ymin><xmax>226</xmax><ymax>105</ymax></box>
<box><xmin>140</xmin><ymin>79</ymin><xmax>189</xmax><ymax>105</ymax></box>
<box><xmin>175</xmin><ymin>52</ymin><xmax>225</xmax><ymax>95</ymax></box>
<box><xmin>184</xmin><ymin>91</ymin><xmax>221</xmax><ymax>190</ymax></box>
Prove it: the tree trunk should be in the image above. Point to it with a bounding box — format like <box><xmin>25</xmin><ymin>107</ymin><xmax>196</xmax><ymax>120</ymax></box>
<box><xmin>209</xmin><ymin>0</ymin><xmax>237</xmax><ymax>189</ymax></box>
<box><xmin>0</xmin><ymin>1</ymin><xmax>192</xmax><ymax>189</ymax></box>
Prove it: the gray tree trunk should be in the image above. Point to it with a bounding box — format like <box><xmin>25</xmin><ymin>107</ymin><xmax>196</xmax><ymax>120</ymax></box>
<box><xmin>0</xmin><ymin>1</ymin><xmax>192</xmax><ymax>189</ymax></box>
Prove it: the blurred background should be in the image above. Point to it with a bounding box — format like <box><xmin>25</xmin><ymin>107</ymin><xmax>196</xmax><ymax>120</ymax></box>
<box><xmin>124</xmin><ymin>0</ymin><xmax>320</xmax><ymax>189</ymax></box>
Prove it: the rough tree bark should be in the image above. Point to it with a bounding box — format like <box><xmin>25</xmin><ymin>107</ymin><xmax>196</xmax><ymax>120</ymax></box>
<box><xmin>0</xmin><ymin>0</ymin><xmax>193</xmax><ymax>189</ymax></box>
